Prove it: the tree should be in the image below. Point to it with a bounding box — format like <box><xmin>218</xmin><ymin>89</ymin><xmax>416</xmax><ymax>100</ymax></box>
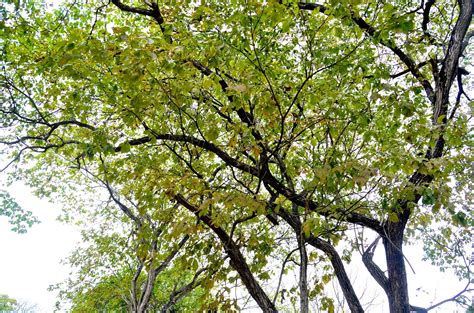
<box><xmin>10</xmin><ymin>300</ymin><xmax>39</xmax><ymax>313</ymax></box>
<box><xmin>0</xmin><ymin>295</ymin><xmax>16</xmax><ymax>312</ymax></box>
<box><xmin>51</xmin><ymin>179</ymin><xmax>225</xmax><ymax>312</ymax></box>
<box><xmin>0</xmin><ymin>295</ymin><xmax>37</xmax><ymax>313</ymax></box>
<box><xmin>1</xmin><ymin>0</ymin><xmax>472</xmax><ymax>312</ymax></box>
<box><xmin>57</xmin><ymin>266</ymin><xmax>211</xmax><ymax>312</ymax></box>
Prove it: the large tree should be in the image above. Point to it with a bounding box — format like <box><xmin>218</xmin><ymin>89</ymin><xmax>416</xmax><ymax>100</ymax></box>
<box><xmin>1</xmin><ymin>0</ymin><xmax>472</xmax><ymax>312</ymax></box>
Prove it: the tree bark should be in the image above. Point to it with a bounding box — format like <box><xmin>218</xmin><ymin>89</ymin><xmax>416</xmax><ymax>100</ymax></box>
<box><xmin>278</xmin><ymin>209</ymin><xmax>364</xmax><ymax>313</ymax></box>
<box><xmin>307</xmin><ymin>235</ymin><xmax>365</xmax><ymax>313</ymax></box>
<box><xmin>381</xmin><ymin>1</ymin><xmax>472</xmax><ymax>311</ymax></box>
<box><xmin>296</xmin><ymin>225</ymin><xmax>309</xmax><ymax>313</ymax></box>
<box><xmin>383</xmin><ymin>222</ymin><xmax>410</xmax><ymax>313</ymax></box>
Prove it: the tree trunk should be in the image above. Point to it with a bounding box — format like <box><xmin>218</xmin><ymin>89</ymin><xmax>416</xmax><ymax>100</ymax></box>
<box><xmin>312</xmin><ymin>237</ymin><xmax>365</xmax><ymax>313</ymax></box>
<box><xmin>383</xmin><ymin>222</ymin><xmax>410</xmax><ymax>313</ymax></box>
<box><xmin>297</xmin><ymin>228</ymin><xmax>309</xmax><ymax>313</ymax></box>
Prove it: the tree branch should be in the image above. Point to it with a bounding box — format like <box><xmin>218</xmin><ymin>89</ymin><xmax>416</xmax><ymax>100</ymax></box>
<box><xmin>295</xmin><ymin>1</ymin><xmax>435</xmax><ymax>102</ymax></box>
<box><xmin>111</xmin><ymin>0</ymin><xmax>164</xmax><ymax>24</ymax></box>
<box><xmin>116</xmin><ymin>133</ymin><xmax>383</xmax><ymax>233</ymax></box>
<box><xmin>362</xmin><ymin>237</ymin><xmax>389</xmax><ymax>294</ymax></box>
<box><xmin>174</xmin><ymin>194</ymin><xmax>277</xmax><ymax>312</ymax></box>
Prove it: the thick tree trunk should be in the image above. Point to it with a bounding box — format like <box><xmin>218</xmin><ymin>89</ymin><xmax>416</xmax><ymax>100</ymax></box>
<box><xmin>380</xmin><ymin>1</ymin><xmax>472</xmax><ymax>311</ymax></box>
<box><xmin>383</xmin><ymin>222</ymin><xmax>410</xmax><ymax>313</ymax></box>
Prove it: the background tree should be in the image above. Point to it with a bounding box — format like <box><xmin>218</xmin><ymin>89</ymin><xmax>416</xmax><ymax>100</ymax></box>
<box><xmin>49</xmin><ymin>170</ymin><xmax>231</xmax><ymax>312</ymax></box>
<box><xmin>1</xmin><ymin>0</ymin><xmax>472</xmax><ymax>312</ymax></box>
<box><xmin>0</xmin><ymin>295</ymin><xmax>16</xmax><ymax>313</ymax></box>
<box><xmin>0</xmin><ymin>295</ymin><xmax>38</xmax><ymax>313</ymax></box>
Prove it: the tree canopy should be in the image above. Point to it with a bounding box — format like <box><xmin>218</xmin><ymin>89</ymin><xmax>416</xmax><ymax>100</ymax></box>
<box><xmin>1</xmin><ymin>0</ymin><xmax>473</xmax><ymax>312</ymax></box>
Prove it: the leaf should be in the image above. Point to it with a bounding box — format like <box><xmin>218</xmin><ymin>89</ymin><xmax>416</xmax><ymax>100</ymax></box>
<box><xmin>422</xmin><ymin>189</ymin><xmax>436</xmax><ymax>206</ymax></box>
<box><xmin>119</xmin><ymin>142</ymin><xmax>131</xmax><ymax>153</ymax></box>
<box><xmin>397</xmin><ymin>20</ymin><xmax>415</xmax><ymax>33</ymax></box>
<box><xmin>452</xmin><ymin>211</ymin><xmax>467</xmax><ymax>227</ymax></box>
<box><xmin>226</xmin><ymin>84</ymin><xmax>248</xmax><ymax>93</ymax></box>
<box><xmin>388</xmin><ymin>212</ymin><xmax>399</xmax><ymax>223</ymax></box>
<box><xmin>322</xmin><ymin>274</ymin><xmax>331</xmax><ymax>284</ymax></box>
<box><xmin>0</xmin><ymin>190</ymin><xmax>39</xmax><ymax>233</ymax></box>
<box><xmin>302</xmin><ymin>221</ymin><xmax>311</xmax><ymax>237</ymax></box>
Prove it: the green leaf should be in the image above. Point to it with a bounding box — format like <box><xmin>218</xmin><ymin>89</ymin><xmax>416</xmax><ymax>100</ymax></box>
<box><xmin>422</xmin><ymin>189</ymin><xmax>436</xmax><ymax>206</ymax></box>
<box><xmin>119</xmin><ymin>142</ymin><xmax>131</xmax><ymax>153</ymax></box>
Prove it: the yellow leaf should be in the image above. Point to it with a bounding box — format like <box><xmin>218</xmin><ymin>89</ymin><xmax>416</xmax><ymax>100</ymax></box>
<box><xmin>227</xmin><ymin>84</ymin><xmax>248</xmax><ymax>93</ymax></box>
<box><xmin>322</xmin><ymin>274</ymin><xmax>331</xmax><ymax>284</ymax></box>
<box><xmin>252</xmin><ymin>146</ymin><xmax>261</xmax><ymax>156</ymax></box>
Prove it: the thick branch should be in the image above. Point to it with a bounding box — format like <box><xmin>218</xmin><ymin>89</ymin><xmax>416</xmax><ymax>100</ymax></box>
<box><xmin>432</xmin><ymin>0</ymin><xmax>472</xmax><ymax>134</ymax></box>
<box><xmin>111</xmin><ymin>0</ymin><xmax>164</xmax><ymax>24</ymax></box>
<box><xmin>306</xmin><ymin>235</ymin><xmax>364</xmax><ymax>313</ymax></box>
<box><xmin>422</xmin><ymin>0</ymin><xmax>436</xmax><ymax>34</ymax></box>
<box><xmin>174</xmin><ymin>194</ymin><xmax>277</xmax><ymax>312</ymax></box>
<box><xmin>117</xmin><ymin>133</ymin><xmax>383</xmax><ymax>233</ymax></box>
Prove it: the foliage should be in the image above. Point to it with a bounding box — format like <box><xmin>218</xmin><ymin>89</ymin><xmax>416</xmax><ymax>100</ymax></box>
<box><xmin>61</xmin><ymin>268</ymin><xmax>208</xmax><ymax>312</ymax></box>
<box><xmin>50</xmin><ymin>185</ymin><xmax>227</xmax><ymax>312</ymax></box>
<box><xmin>0</xmin><ymin>0</ymin><xmax>472</xmax><ymax>312</ymax></box>
<box><xmin>0</xmin><ymin>190</ymin><xmax>39</xmax><ymax>233</ymax></box>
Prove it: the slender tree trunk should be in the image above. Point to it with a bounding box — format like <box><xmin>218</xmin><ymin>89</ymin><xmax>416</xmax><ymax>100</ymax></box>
<box><xmin>278</xmin><ymin>209</ymin><xmax>364</xmax><ymax>313</ymax></box>
<box><xmin>312</xmin><ymin>237</ymin><xmax>365</xmax><ymax>313</ymax></box>
<box><xmin>297</xmin><ymin>228</ymin><xmax>309</xmax><ymax>313</ymax></box>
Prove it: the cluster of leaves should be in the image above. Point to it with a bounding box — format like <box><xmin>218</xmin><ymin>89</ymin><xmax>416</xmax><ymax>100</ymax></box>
<box><xmin>0</xmin><ymin>190</ymin><xmax>39</xmax><ymax>233</ymax></box>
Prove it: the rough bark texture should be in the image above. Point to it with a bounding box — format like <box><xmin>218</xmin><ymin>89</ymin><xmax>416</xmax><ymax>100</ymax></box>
<box><xmin>383</xmin><ymin>223</ymin><xmax>410</xmax><ymax>313</ymax></box>
<box><xmin>362</xmin><ymin>237</ymin><xmax>389</xmax><ymax>295</ymax></box>
<box><xmin>381</xmin><ymin>1</ymin><xmax>472</xmax><ymax>311</ymax></box>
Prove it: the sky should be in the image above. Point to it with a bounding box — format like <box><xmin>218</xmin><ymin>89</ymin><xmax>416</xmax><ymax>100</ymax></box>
<box><xmin>0</xmin><ymin>182</ymin><xmax>80</xmax><ymax>312</ymax></box>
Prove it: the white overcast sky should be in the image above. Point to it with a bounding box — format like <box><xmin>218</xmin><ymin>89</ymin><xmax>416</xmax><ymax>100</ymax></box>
<box><xmin>0</xmin><ymin>182</ymin><xmax>80</xmax><ymax>312</ymax></box>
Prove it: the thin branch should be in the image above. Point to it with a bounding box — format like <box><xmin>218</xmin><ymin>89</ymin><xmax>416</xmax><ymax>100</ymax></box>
<box><xmin>294</xmin><ymin>1</ymin><xmax>436</xmax><ymax>102</ymax></box>
<box><xmin>426</xmin><ymin>283</ymin><xmax>473</xmax><ymax>311</ymax></box>
<box><xmin>272</xmin><ymin>247</ymin><xmax>299</xmax><ymax>305</ymax></box>
<box><xmin>160</xmin><ymin>267</ymin><xmax>209</xmax><ymax>312</ymax></box>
